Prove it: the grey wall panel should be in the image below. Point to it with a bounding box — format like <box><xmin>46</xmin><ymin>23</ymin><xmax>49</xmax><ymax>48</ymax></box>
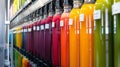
<box><xmin>0</xmin><ymin>0</ymin><xmax>6</xmax><ymax>44</ymax></box>
<box><xmin>0</xmin><ymin>0</ymin><xmax>6</xmax><ymax>67</ymax></box>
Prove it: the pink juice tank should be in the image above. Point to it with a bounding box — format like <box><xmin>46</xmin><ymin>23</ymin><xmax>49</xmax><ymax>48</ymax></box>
<box><xmin>36</xmin><ymin>20</ymin><xmax>41</xmax><ymax>58</ymax></box>
<box><xmin>32</xmin><ymin>12</ymin><xmax>38</xmax><ymax>56</ymax></box>
<box><xmin>28</xmin><ymin>24</ymin><xmax>33</xmax><ymax>54</ymax></box>
<box><xmin>32</xmin><ymin>12</ymin><xmax>39</xmax><ymax>56</ymax></box>
<box><xmin>24</xmin><ymin>26</ymin><xmax>28</xmax><ymax>51</ymax></box>
<box><xmin>40</xmin><ymin>5</ymin><xmax>48</xmax><ymax>60</ymax></box>
<box><xmin>33</xmin><ymin>22</ymin><xmax>38</xmax><ymax>56</ymax></box>
<box><xmin>37</xmin><ymin>8</ymin><xmax>43</xmax><ymax>59</ymax></box>
<box><xmin>52</xmin><ymin>0</ymin><xmax>63</xmax><ymax>66</ymax></box>
<box><xmin>45</xmin><ymin>1</ymin><xmax>54</xmax><ymax>63</ymax></box>
<box><xmin>34</xmin><ymin>10</ymin><xmax>40</xmax><ymax>57</ymax></box>
<box><xmin>26</xmin><ymin>25</ymin><xmax>30</xmax><ymax>52</ymax></box>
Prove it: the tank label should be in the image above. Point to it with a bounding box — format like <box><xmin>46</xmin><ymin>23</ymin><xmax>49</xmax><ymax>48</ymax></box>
<box><xmin>69</xmin><ymin>19</ymin><xmax>73</xmax><ymax>25</ymax></box>
<box><xmin>40</xmin><ymin>25</ymin><xmax>44</xmax><ymax>30</ymax></box>
<box><xmin>24</xmin><ymin>29</ymin><xmax>27</xmax><ymax>32</ymax></box>
<box><xmin>28</xmin><ymin>28</ymin><xmax>32</xmax><ymax>32</ymax></box>
<box><xmin>33</xmin><ymin>26</ymin><xmax>36</xmax><ymax>31</ymax></box>
<box><xmin>52</xmin><ymin>22</ymin><xmax>55</xmax><ymax>28</ymax></box>
<box><xmin>80</xmin><ymin>14</ymin><xmax>84</xmax><ymax>22</ymax></box>
<box><xmin>94</xmin><ymin>10</ymin><xmax>101</xmax><ymax>20</ymax></box>
<box><xmin>37</xmin><ymin>26</ymin><xmax>40</xmax><ymax>31</ymax></box>
<box><xmin>112</xmin><ymin>2</ymin><xmax>120</xmax><ymax>15</ymax></box>
<box><xmin>45</xmin><ymin>24</ymin><xmax>49</xmax><ymax>29</ymax></box>
<box><xmin>60</xmin><ymin>20</ymin><xmax>64</xmax><ymax>27</ymax></box>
